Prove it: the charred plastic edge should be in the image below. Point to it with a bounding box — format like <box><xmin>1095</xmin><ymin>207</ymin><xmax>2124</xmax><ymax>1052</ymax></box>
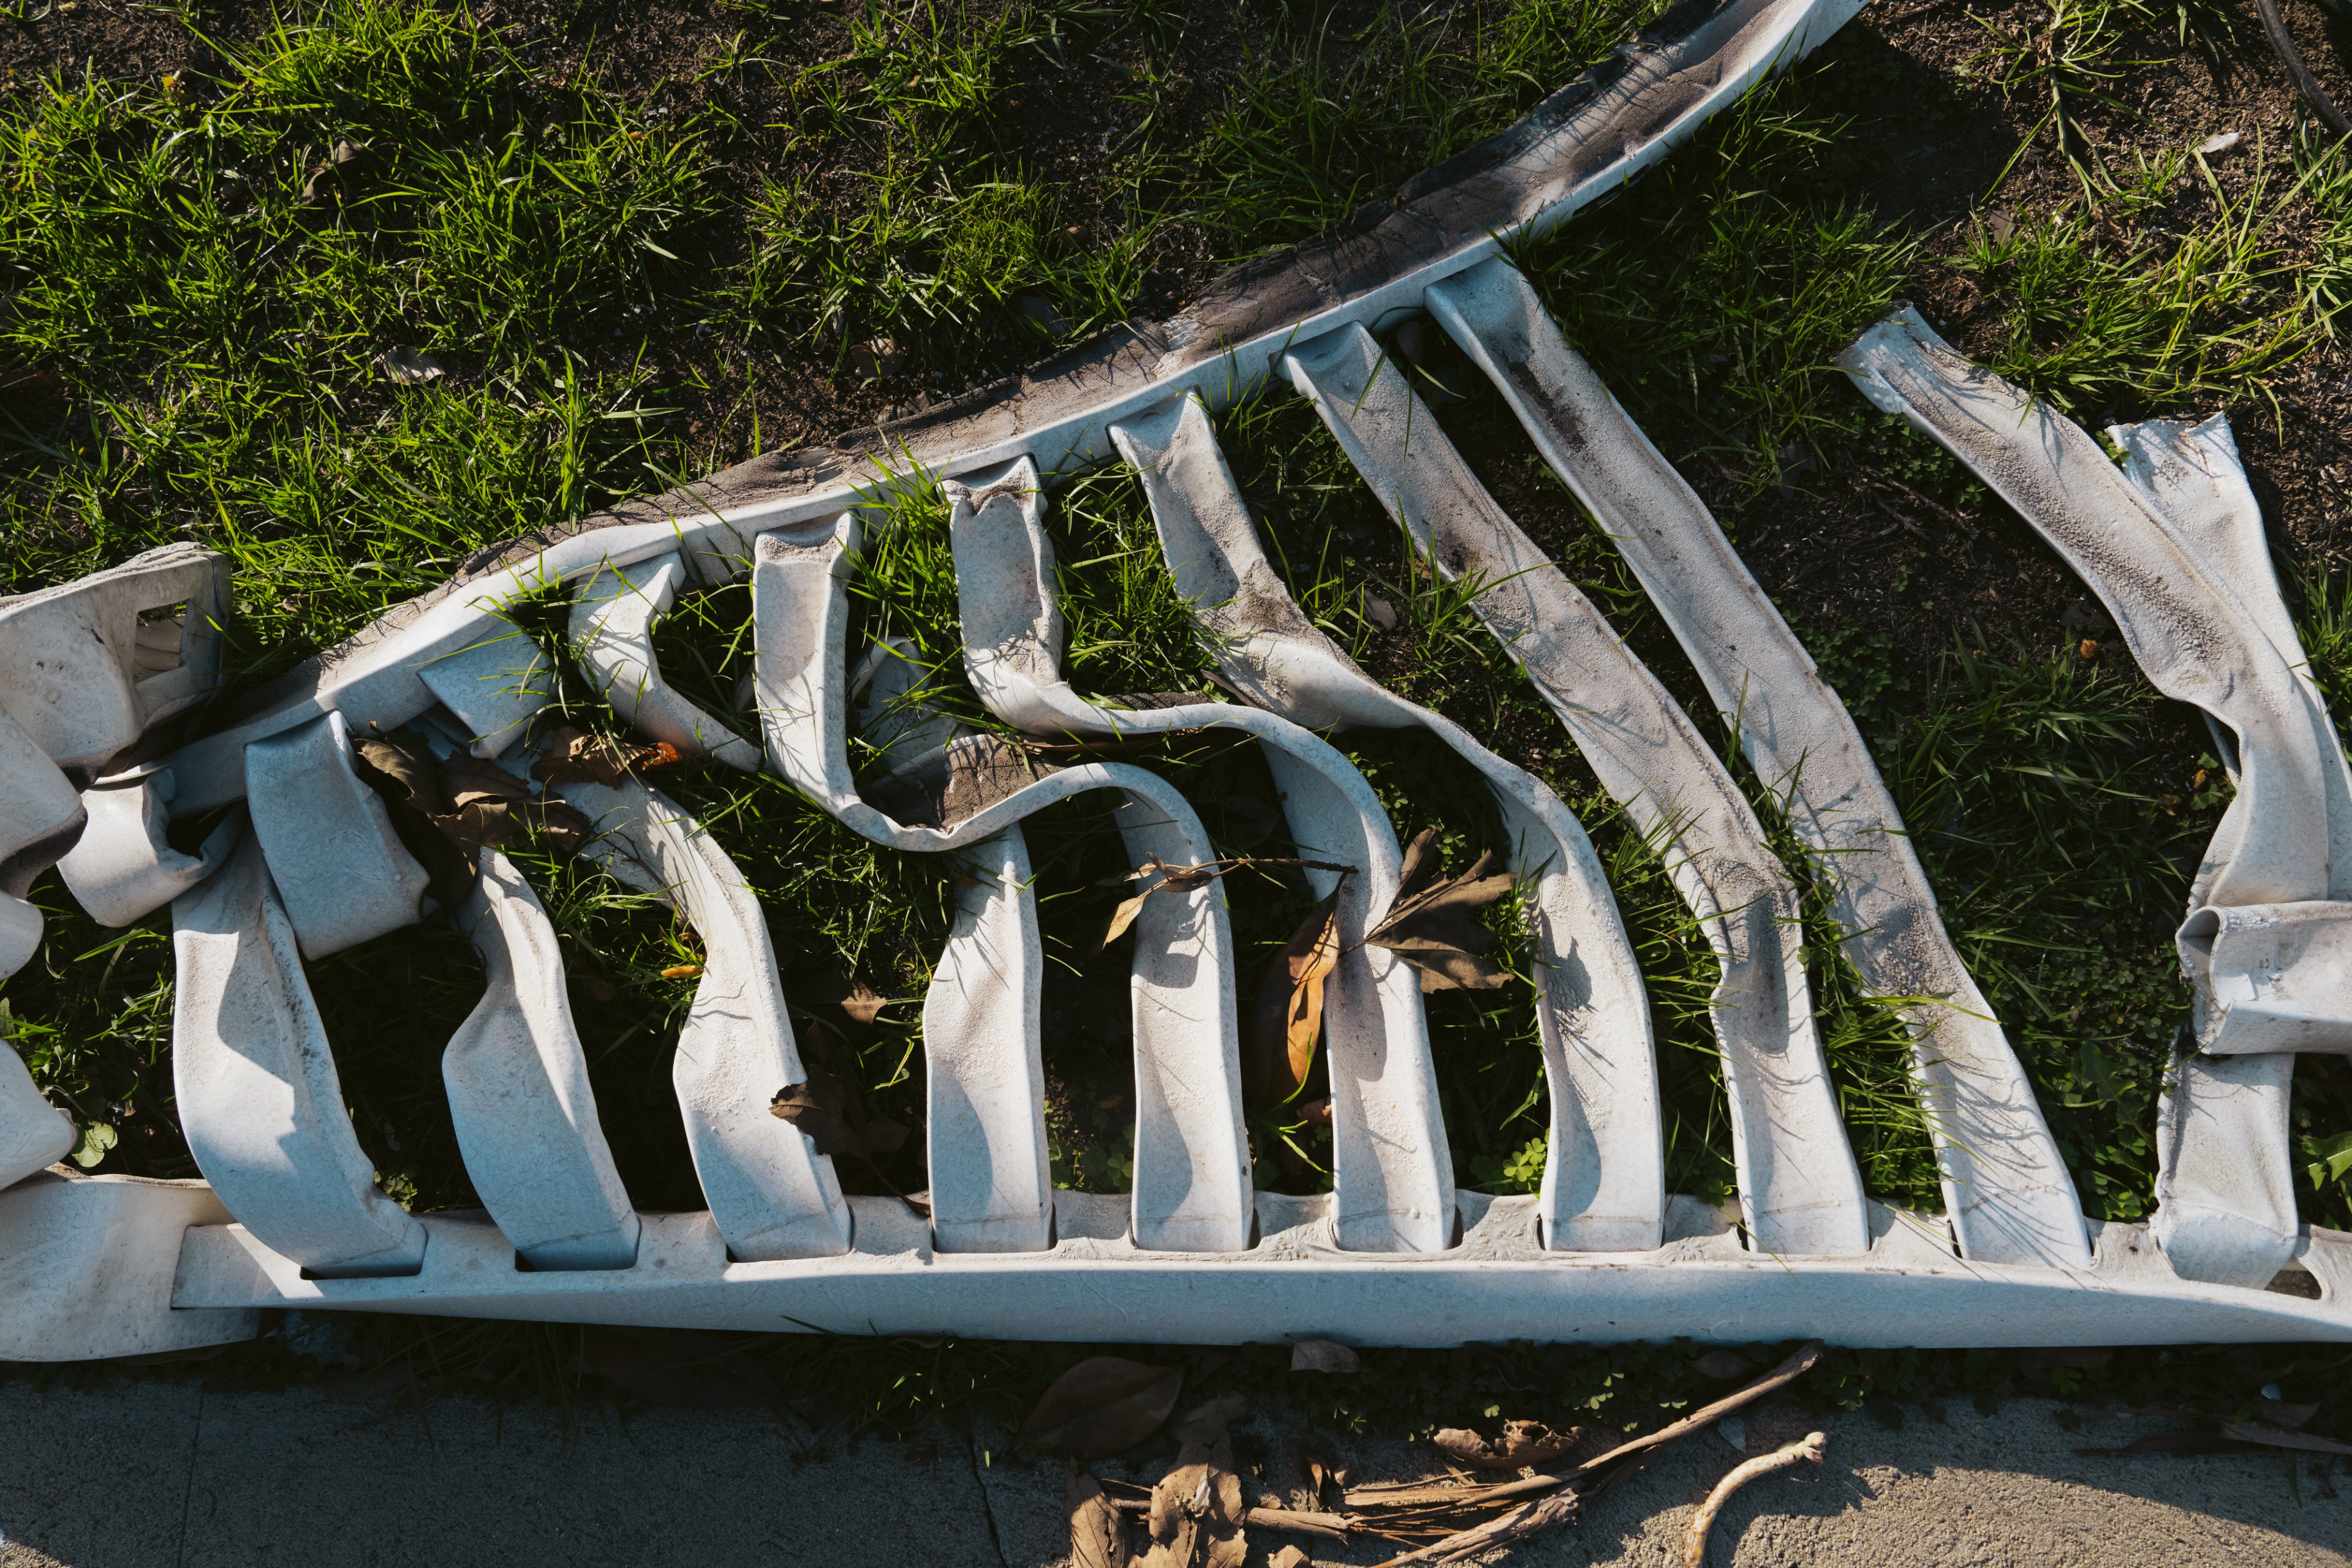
<box><xmin>202</xmin><ymin>0</ymin><xmax>1864</xmax><ymax>735</ymax></box>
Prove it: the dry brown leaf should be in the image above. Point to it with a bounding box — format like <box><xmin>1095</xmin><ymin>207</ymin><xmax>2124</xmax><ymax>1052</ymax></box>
<box><xmin>2217</xmin><ymin>1421</ymin><xmax>2352</xmax><ymax>1455</ymax></box>
<box><xmin>768</xmin><ymin>1076</ymin><xmax>860</xmax><ymax>1158</ymax></box>
<box><xmin>440</xmin><ymin>755</ymin><xmax>535</xmax><ymax>807</ymax></box>
<box><xmin>1068</xmin><ymin>1463</ymin><xmax>1133</xmax><ymax>1568</ymax></box>
<box><xmin>1170</xmin><ymin>1393</ymin><xmax>1250</xmax><ymax>1449</ymax></box>
<box><xmin>1298</xmin><ymin>1430</ymin><xmax>1352</xmax><ymax>1504</ymax></box>
<box><xmin>349</xmin><ymin>731</ymin><xmax>592</xmax><ymax>890</ymax></box>
<box><xmin>785</xmin><ymin>965</ymin><xmax>891</xmax><ymax>1030</ymax></box>
<box><xmin>531</xmin><ymin>724</ymin><xmax>683</xmax><ymax>787</ymax></box>
<box><xmin>1142</xmin><ymin>1441</ymin><xmax>1249</xmax><ymax>1568</ymax></box>
<box><xmin>1432</xmin><ymin>1420</ymin><xmax>1579</xmax><ymax>1471</ymax></box>
<box><xmin>354</xmin><ymin>735</ymin><xmax>447</xmax><ymax>816</ymax></box>
<box><xmin>1017</xmin><ymin>1357</ymin><xmax>1187</xmax><ymax>1460</ymax></box>
<box><xmin>1363</xmin><ymin>834</ymin><xmax>1515</xmax><ymax>992</ymax></box>
<box><xmin>1097</xmin><ymin>891</ymin><xmax>1152</xmax><ymax>952</ymax></box>
<box><xmin>1691</xmin><ymin>1349</ymin><xmax>1755</xmax><ymax>1382</ymax></box>
<box><xmin>1268</xmin><ymin>1548</ymin><xmax>1310</xmax><ymax>1568</ymax></box>
<box><xmin>1249</xmin><ymin>890</ymin><xmax>1344</xmax><ymax>1106</ymax></box>
<box><xmin>1290</xmin><ymin>1340</ymin><xmax>1360</xmax><ymax>1374</ymax></box>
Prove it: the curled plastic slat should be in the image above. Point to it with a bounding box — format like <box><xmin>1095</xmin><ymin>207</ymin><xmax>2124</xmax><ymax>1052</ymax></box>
<box><xmin>2111</xmin><ymin>415</ymin><xmax>2352</xmax><ymax>1060</ymax></box>
<box><xmin>170</xmin><ymin>835</ymin><xmax>428</xmax><ymax>1277</ymax></box>
<box><xmin>548</xmin><ymin>772</ymin><xmax>853</xmax><ymax>1261</ymax></box>
<box><xmin>571</xmin><ymin>553</ymin><xmax>765</xmax><ymax>772</ymax></box>
<box><xmin>1110</xmin><ymin>394</ymin><xmax>1663</xmax><ymax>1251</ymax></box>
<box><xmin>56</xmin><ymin>765</ymin><xmax>240</xmax><ymax>929</ymax></box>
<box><xmin>946</xmin><ymin>459</ymin><xmax>1455</xmax><ymax>1254</ymax></box>
<box><xmin>1429</xmin><ymin>259</ymin><xmax>2087</xmax><ymax>1268</ymax></box>
<box><xmin>1839</xmin><ymin>309</ymin><xmax>2352</xmax><ymax>1286</ymax></box>
<box><xmin>418</xmin><ymin>630</ymin><xmax>557</xmax><ymax>760</ymax></box>
<box><xmin>0</xmin><ymin>542</ymin><xmax>229</xmax><ymax>775</ymax></box>
<box><xmin>1287</xmin><ymin>321</ymin><xmax>1869</xmax><ymax>1257</ymax></box>
<box><xmin>752</xmin><ymin>521</ymin><xmax>1261</xmax><ymax>1253</ymax></box>
<box><xmin>244</xmin><ymin>711</ymin><xmax>430</xmax><ymax>960</ymax></box>
<box><xmin>445</xmin><ymin>851</ymin><xmax>640</xmax><ymax>1272</ymax></box>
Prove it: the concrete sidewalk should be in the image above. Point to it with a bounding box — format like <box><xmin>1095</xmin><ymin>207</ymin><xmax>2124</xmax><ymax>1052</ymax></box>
<box><xmin>2</xmin><ymin>1377</ymin><xmax>2346</xmax><ymax>1567</ymax></box>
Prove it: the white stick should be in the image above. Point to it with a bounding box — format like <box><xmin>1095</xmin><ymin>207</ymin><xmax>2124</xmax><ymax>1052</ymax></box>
<box><xmin>1682</xmin><ymin>1431</ymin><xmax>1828</xmax><ymax>1567</ymax></box>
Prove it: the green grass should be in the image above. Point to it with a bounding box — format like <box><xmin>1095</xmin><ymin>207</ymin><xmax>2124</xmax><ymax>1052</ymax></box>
<box><xmin>6</xmin><ymin>0</ymin><xmax>2352</xmax><ymax>1429</ymax></box>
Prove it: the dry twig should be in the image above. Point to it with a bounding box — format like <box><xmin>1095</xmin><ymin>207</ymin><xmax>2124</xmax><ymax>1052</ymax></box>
<box><xmin>1681</xmin><ymin>1431</ymin><xmax>1828</xmax><ymax>1567</ymax></box>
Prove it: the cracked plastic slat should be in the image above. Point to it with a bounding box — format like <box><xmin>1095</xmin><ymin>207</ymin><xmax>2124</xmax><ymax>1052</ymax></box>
<box><xmin>418</xmin><ymin>630</ymin><xmax>558</xmax><ymax>760</ymax></box>
<box><xmin>923</xmin><ymin>829</ymin><xmax>1054</xmax><ymax>1253</ymax></box>
<box><xmin>56</xmin><ymin>765</ymin><xmax>241</xmax><ymax>929</ymax></box>
<box><xmin>946</xmin><ymin>458</ymin><xmax>1453</xmax><ymax>1254</ymax></box>
<box><xmin>445</xmin><ymin>851</ymin><xmax>641</xmax><ymax>1272</ymax></box>
<box><xmin>1429</xmin><ymin>260</ymin><xmax>2087</xmax><ymax>1268</ymax></box>
<box><xmin>1288</xmin><ymin>321</ymin><xmax>1870</xmax><ymax>1257</ymax></box>
<box><xmin>1839</xmin><ymin>307</ymin><xmax>2351</xmax><ymax>1286</ymax></box>
<box><xmin>1110</xmin><ymin>394</ymin><xmax>1664</xmax><ymax>1251</ymax></box>
<box><xmin>0</xmin><ymin>1042</ymin><xmax>74</xmax><ymax>1191</ymax></box>
<box><xmin>754</xmin><ymin>519</ymin><xmax>1259</xmax><ymax>1253</ymax></box>
<box><xmin>546</xmin><ymin>771</ymin><xmax>853</xmax><ymax>1261</ymax></box>
<box><xmin>170</xmin><ymin>835</ymin><xmax>428</xmax><ymax>1277</ymax></box>
<box><xmin>571</xmin><ymin>553</ymin><xmax>765</xmax><ymax>772</ymax></box>
<box><xmin>244</xmin><ymin>711</ymin><xmax>431</xmax><ymax>960</ymax></box>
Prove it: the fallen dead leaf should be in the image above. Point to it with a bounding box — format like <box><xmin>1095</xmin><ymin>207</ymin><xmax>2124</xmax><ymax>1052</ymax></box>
<box><xmin>1362</xmin><ymin>591</ymin><xmax>1399</xmax><ymax>631</ymax></box>
<box><xmin>1249</xmin><ymin>889</ymin><xmax>1345</xmax><ymax>1106</ymax></box>
<box><xmin>785</xmin><ymin>963</ymin><xmax>891</xmax><ymax>1030</ymax></box>
<box><xmin>2218</xmin><ymin>1420</ymin><xmax>2352</xmax><ymax>1455</ymax></box>
<box><xmin>2195</xmin><ymin>129</ymin><xmax>2242</xmax><ymax>156</ymax></box>
<box><xmin>1018</xmin><ymin>1356</ymin><xmax>1187</xmax><ymax>1460</ymax></box>
<box><xmin>1143</xmin><ymin>1440</ymin><xmax>1249</xmax><ymax>1568</ymax></box>
<box><xmin>1290</xmin><ymin>1340</ymin><xmax>1360</xmax><ymax>1374</ymax></box>
<box><xmin>1432</xmin><ymin>1420</ymin><xmax>1580</xmax><ymax>1471</ymax></box>
<box><xmin>1070</xmin><ymin>1463</ymin><xmax>1134</xmax><ymax>1568</ymax></box>
<box><xmin>1097</xmin><ymin>890</ymin><xmax>1152</xmax><ymax>952</ymax></box>
<box><xmin>1298</xmin><ymin>1430</ymin><xmax>1352</xmax><ymax>1504</ymax></box>
<box><xmin>1692</xmin><ymin>1349</ymin><xmax>1755</xmax><ymax>1382</ymax></box>
<box><xmin>1361</xmin><ymin>829</ymin><xmax>1516</xmax><ymax>991</ymax></box>
<box><xmin>1268</xmin><ymin>1548</ymin><xmax>1309</xmax><ymax>1568</ymax></box>
<box><xmin>768</xmin><ymin>1076</ymin><xmax>860</xmax><ymax>1158</ymax></box>
<box><xmin>1170</xmin><ymin>1393</ymin><xmax>1250</xmax><ymax>1449</ymax></box>
<box><xmin>532</xmin><ymin>725</ymin><xmax>683</xmax><ymax>786</ymax></box>
<box><xmin>1094</xmin><ymin>854</ymin><xmax>1353</xmax><ymax>961</ymax></box>
<box><xmin>349</xmin><ymin>731</ymin><xmax>593</xmax><ymax>895</ymax></box>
